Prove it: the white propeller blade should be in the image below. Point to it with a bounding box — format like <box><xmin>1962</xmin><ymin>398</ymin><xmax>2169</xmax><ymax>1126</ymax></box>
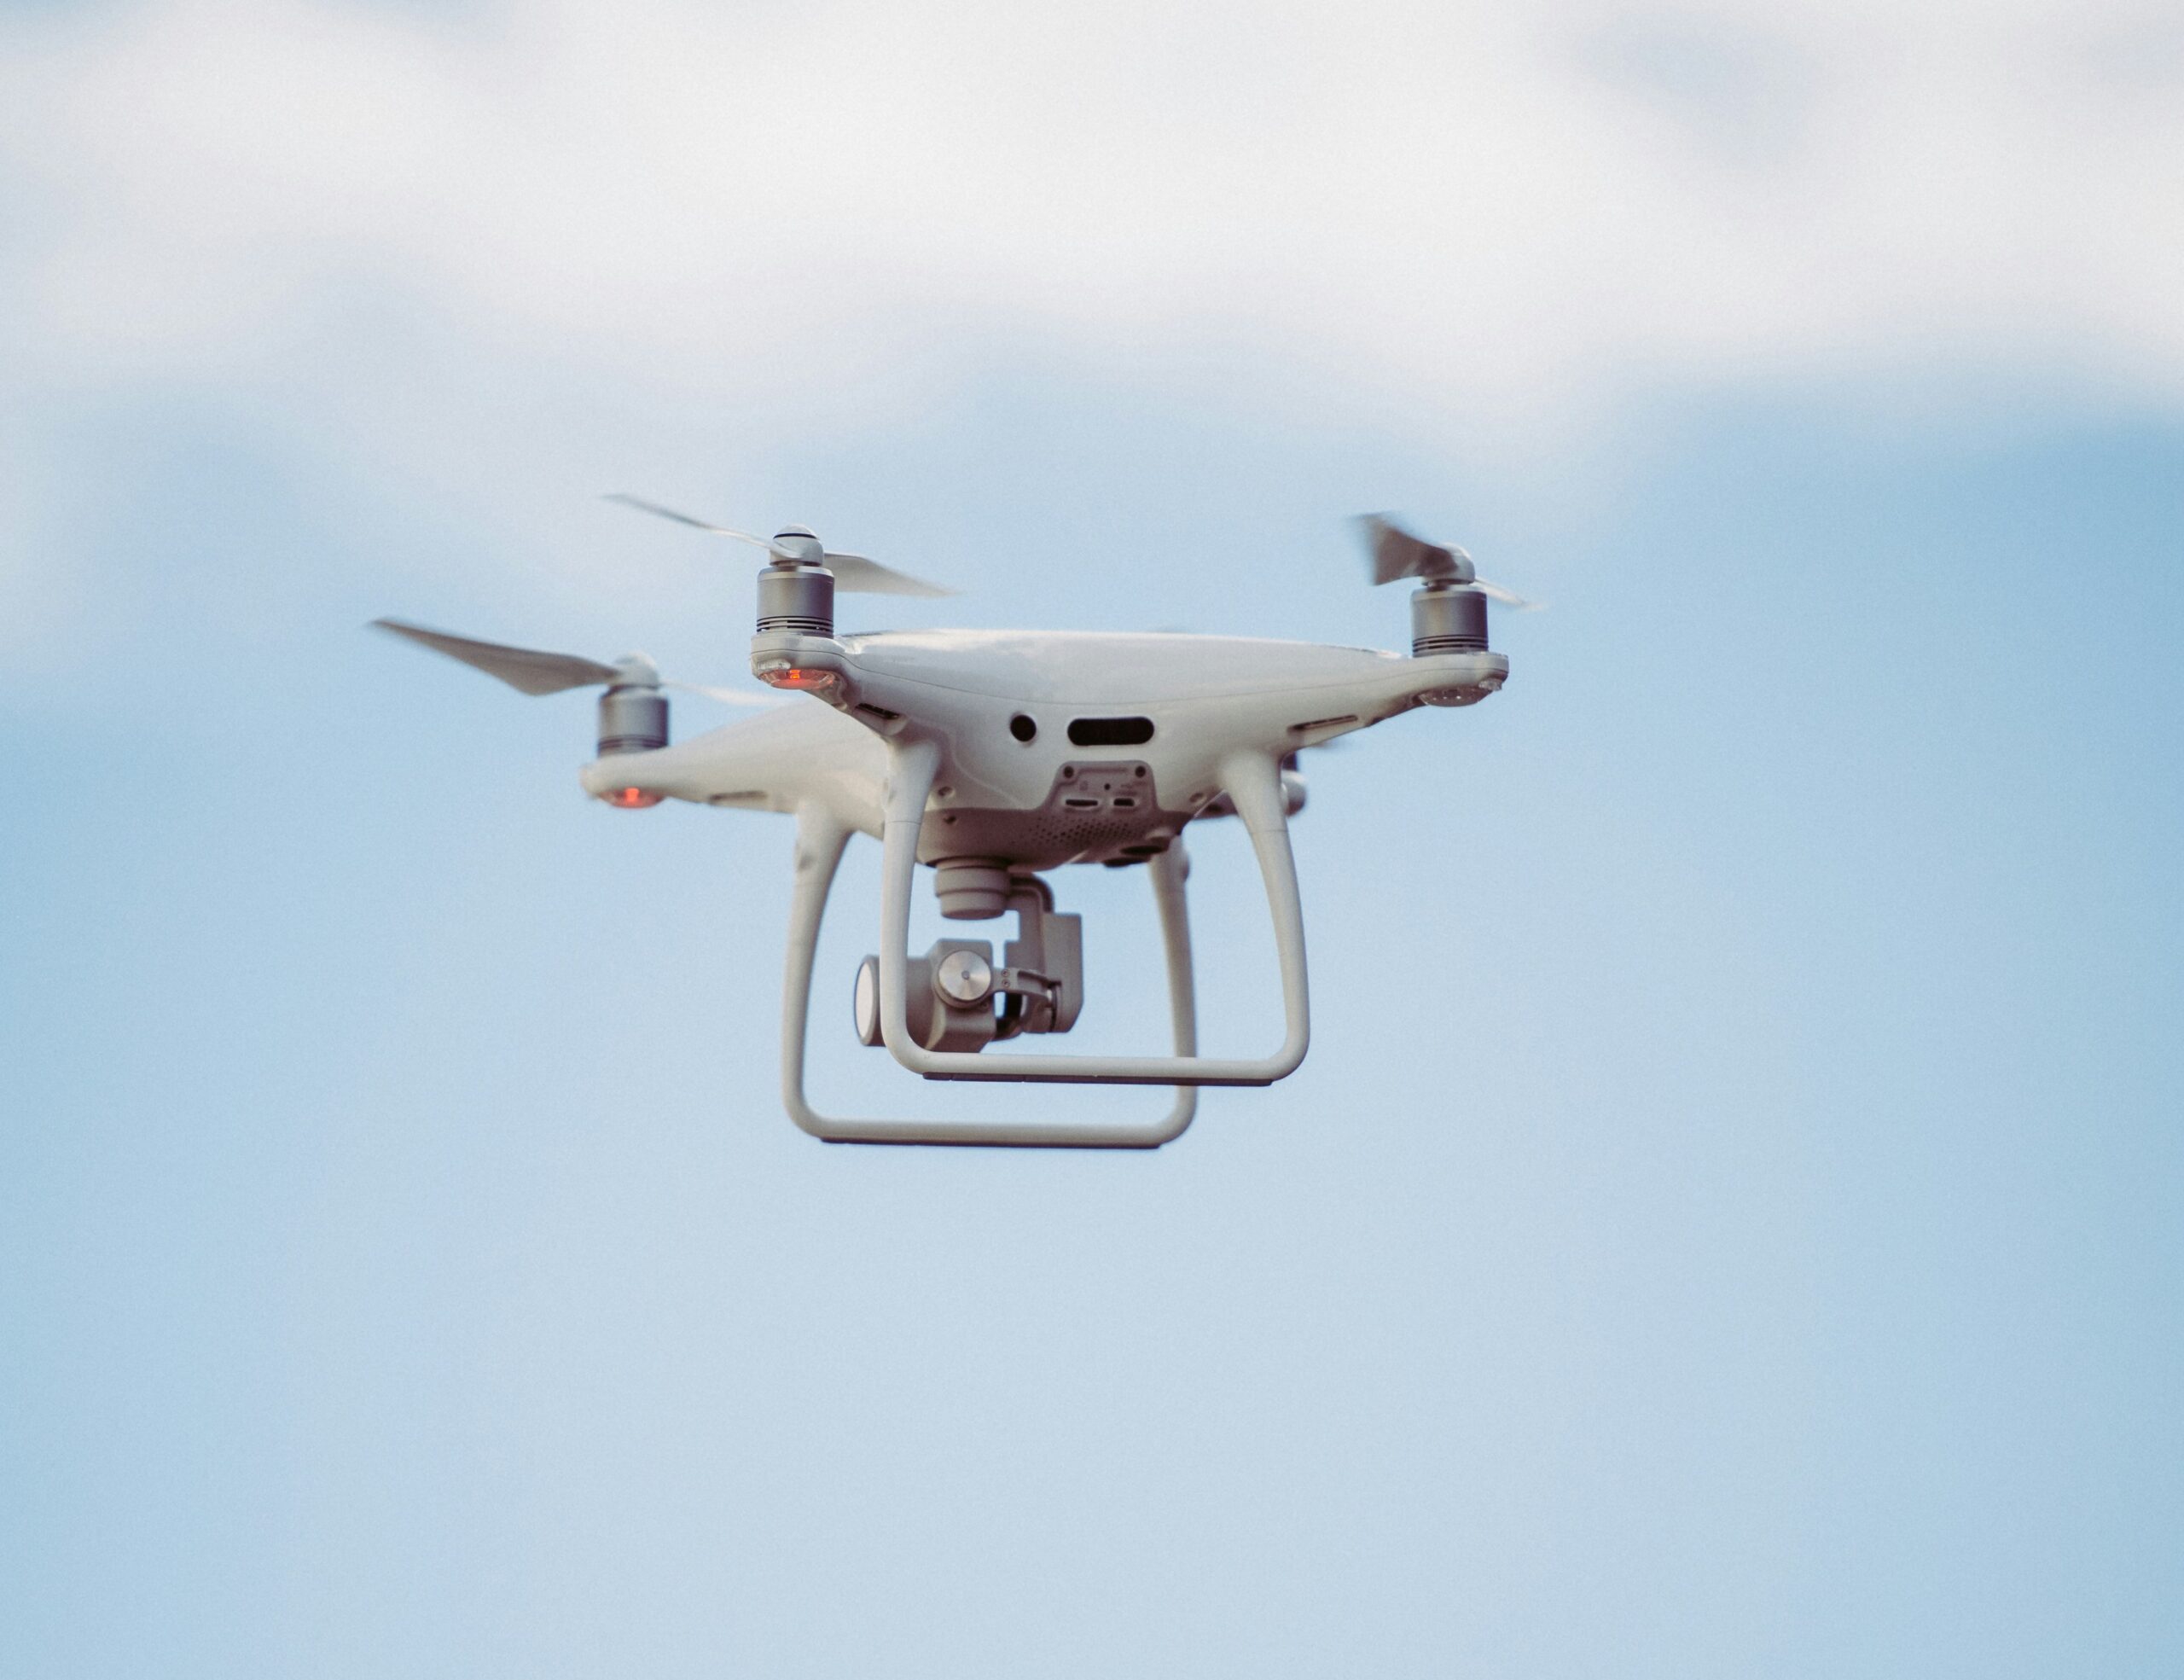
<box><xmin>606</xmin><ymin>493</ymin><xmax>956</xmax><ymax>597</ymax></box>
<box><xmin>603</xmin><ymin>493</ymin><xmax>776</xmax><ymax>552</ymax></box>
<box><xmin>816</xmin><ymin>550</ymin><xmax>955</xmax><ymax>598</ymax></box>
<box><xmin>371</xmin><ymin>618</ymin><xmax>621</xmax><ymax>695</ymax></box>
<box><xmin>1471</xmin><ymin>579</ymin><xmax>1541</xmax><ymax>611</ymax></box>
<box><xmin>665</xmin><ymin>680</ymin><xmax>780</xmax><ymax>707</ymax></box>
<box><xmin>1359</xmin><ymin>514</ymin><xmax>1472</xmax><ymax>586</ymax></box>
<box><xmin>1356</xmin><ymin>514</ymin><xmax>1542</xmax><ymax>609</ymax></box>
<box><xmin>371</xmin><ymin>618</ymin><xmax>777</xmax><ymax>705</ymax></box>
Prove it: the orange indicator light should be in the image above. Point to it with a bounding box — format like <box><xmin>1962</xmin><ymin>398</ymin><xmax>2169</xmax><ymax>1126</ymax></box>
<box><xmin>610</xmin><ymin>787</ymin><xmax>662</xmax><ymax>809</ymax></box>
<box><xmin>757</xmin><ymin>666</ymin><xmax>840</xmax><ymax>694</ymax></box>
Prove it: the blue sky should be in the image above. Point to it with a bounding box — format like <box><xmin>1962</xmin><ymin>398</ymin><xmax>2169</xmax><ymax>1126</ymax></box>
<box><xmin>3</xmin><ymin>4</ymin><xmax>2181</xmax><ymax>1676</ymax></box>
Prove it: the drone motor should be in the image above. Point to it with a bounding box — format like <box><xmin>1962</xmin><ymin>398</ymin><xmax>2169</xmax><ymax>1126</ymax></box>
<box><xmin>596</xmin><ymin>679</ymin><xmax>668</xmax><ymax>757</ymax></box>
<box><xmin>755</xmin><ymin>552</ymin><xmax>835</xmax><ymax>639</ymax></box>
<box><xmin>1356</xmin><ymin>512</ymin><xmax>1536</xmax><ymax>658</ymax></box>
<box><xmin>1410</xmin><ymin>580</ymin><xmax>1490</xmax><ymax>654</ymax></box>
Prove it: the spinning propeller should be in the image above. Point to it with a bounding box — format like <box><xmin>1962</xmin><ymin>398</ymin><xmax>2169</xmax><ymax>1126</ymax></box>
<box><xmin>369</xmin><ymin>618</ymin><xmax>775</xmax><ymax>706</ymax></box>
<box><xmin>606</xmin><ymin>494</ymin><xmax>955</xmax><ymax>598</ymax></box>
<box><xmin>1357</xmin><ymin>514</ymin><xmax>1539</xmax><ymax>610</ymax></box>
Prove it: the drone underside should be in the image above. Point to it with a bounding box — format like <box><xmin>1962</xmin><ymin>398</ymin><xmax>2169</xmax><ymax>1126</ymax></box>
<box><xmin>377</xmin><ymin>511</ymin><xmax>1525</xmax><ymax>1148</ymax></box>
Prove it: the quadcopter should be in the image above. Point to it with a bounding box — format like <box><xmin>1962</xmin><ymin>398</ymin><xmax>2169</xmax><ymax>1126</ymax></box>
<box><xmin>375</xmin><ymin>501</ymin><xmax>1531</xmax><ymax>1148</ymax></box>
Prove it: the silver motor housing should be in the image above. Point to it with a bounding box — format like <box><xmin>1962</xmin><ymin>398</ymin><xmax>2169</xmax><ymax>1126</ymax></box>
<box><xmin>1411</xmin><ymin>581</ymin><xmax>1489</xmax><ymax>654</ymax></box>
<box><xmin>596</xmin><ymin>684</ymin><xmax>668</xmax><ymax>756</ymax></box>
<box><xmin>756</xmin><ymin>565</ymin><xmax>834</xmax><ymax>638</ymax></box>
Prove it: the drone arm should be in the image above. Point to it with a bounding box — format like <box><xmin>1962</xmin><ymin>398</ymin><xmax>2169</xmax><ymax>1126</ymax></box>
<box><xmin>777</xmin><ymin>800</ymin><xmax>1200</xmax><ymax>1148</ymax></box>
<box><xmin>877</xmin><ymin>741</ymin><xmax>1310</xmax><ymax>1087</ymax></box>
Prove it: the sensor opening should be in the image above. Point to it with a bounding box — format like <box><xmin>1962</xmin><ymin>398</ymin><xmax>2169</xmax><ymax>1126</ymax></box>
<box><xmin>1066</xmin><ymin>716</ymin><xmax>1154</xmax><ymax>747</ymax></box>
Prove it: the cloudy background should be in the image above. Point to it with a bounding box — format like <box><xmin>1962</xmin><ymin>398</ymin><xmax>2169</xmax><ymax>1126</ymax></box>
<box><xmin>3</xmin><ymin>2</ymin><xmax>2181</xmax><ymax>1674</ymax></box>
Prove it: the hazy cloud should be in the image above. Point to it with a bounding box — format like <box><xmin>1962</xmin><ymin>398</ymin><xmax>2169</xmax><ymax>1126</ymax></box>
<box><xmin>2</xmin><ymin>0</ymin><xmax>2176</xmax><ymax>425</ymax></box>
<box><xmin>0</xmin><ymin>0</ymin><xmax>2177</xmax><ymax>659</ymax></box>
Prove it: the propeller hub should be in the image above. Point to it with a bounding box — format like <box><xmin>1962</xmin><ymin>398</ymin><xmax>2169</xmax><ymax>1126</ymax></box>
<box><xmin>770</xmin><ymin>528</ymin><xmax>826</xmax><ymax>567</ymax></box>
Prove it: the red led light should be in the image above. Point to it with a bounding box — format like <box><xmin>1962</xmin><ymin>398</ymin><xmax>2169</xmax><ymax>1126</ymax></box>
<box><xmin>610</xmin><ymin>787</ymin><xmax>662</xmax><ymax>809</ymax></box>
<box><xmin>757</xmin><ymin>666</ymin><xmax>839</xmax><ymax>693</ymax></box>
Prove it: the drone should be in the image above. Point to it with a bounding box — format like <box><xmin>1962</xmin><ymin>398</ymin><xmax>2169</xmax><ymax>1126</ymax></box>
<box><xmin>374</xmin><ymin>500</ymin><xmax>1531</xmax><ymax>1148</ymax></box>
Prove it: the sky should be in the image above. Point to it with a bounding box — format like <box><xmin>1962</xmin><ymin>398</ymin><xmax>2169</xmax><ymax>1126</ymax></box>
<box><xmin>2</xmin><ymin>2</ymin><xmax>2181</xmax><ymax>1675</ymax></box>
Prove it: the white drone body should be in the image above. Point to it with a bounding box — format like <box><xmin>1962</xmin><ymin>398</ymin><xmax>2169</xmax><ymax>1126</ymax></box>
<box><xmin>376</xmin><ymin>509</ymin><xmax>1526</xmax><ymax>1148</ymax></box>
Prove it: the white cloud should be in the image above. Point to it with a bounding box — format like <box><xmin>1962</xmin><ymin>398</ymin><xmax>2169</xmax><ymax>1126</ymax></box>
<box><xmin>4</xmin><ymin>0</ymin><xmax>2179</xmax><ymax>415</ymax></box>
<box><xmin>0</xmin><ymin>0</ymin><xmax>2177</xmax><ymax>655</ymax></box>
